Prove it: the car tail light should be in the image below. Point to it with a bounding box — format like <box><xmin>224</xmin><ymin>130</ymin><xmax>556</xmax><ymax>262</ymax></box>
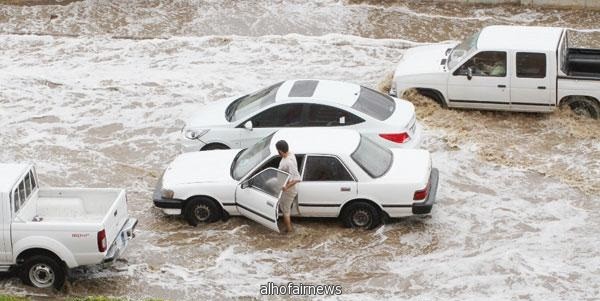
<box><xmin>97</xmin><ymin>229</ymin><xmax>107</xmax><ymax>252</ymax></box>
<box><xmin>413</xmin><ymin>182</ymin><xmax>430</xmax><ymax>201</ymax></box>
<box><xmin>379</xmin><ymin>132</ymin><xmax>410</xmax><ymax>143</ymax></box>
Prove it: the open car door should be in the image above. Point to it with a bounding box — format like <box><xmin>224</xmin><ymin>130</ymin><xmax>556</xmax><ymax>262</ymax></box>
<box><xmin>235</xmin><ymin>167</ymin><xmax>290</xmax><ymax>232</ymax></box>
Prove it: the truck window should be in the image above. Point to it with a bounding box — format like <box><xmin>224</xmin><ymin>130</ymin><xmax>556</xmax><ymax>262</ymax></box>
<box><xmin>454</xmin><ymin>51</ymin><xmax>507</xmax><ymax>77</ymax></box>
<box><xmin>24</xmin><ymin>173</ymin><xmax>32</xmax><ymax>195</ymax></box>
<box><xmin>516</xmin><ymin>53</ymin><xmax>546</xmax><ymax>78</ymax></box>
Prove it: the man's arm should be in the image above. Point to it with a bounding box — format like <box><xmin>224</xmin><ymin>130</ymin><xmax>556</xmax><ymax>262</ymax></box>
<box><xmin>283</xmin><ymin>179</ymin><xmax>300</xmax><ymax>191</ymax></box>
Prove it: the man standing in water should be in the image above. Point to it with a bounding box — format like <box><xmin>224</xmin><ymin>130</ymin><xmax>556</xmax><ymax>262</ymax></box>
<box><xmin>276</xmin><ymin>140</ymin><xmax>301</xmax><ymax>233</ymax></box>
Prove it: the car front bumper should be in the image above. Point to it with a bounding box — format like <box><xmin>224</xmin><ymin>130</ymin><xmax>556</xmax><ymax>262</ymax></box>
<box><xmin>103</xmin><ymin>217</ymin><xmax>138</xmax><ymax>264</ymax></box>
<box><xmin>412</xmin><ymin>168</ymin><xmax>439</xmax><ymax>215</ymax></box>
<box><xmin>153</xmin><ymin>173</ymin><xmax>184</xmax><ymax>215</ymax></box>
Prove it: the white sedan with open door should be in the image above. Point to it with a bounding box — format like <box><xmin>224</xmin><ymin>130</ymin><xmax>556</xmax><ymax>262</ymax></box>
<box><xmin>154</xmin><ymin>129</ymin><xmax>439</xmax><ymax>232</ymax></box>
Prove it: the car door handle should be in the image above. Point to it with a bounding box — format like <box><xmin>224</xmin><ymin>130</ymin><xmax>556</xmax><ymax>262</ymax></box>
<box><xmin>537</xmin><ymin>86</ymin><xmax>546</xmax><ymax>90</ymax></box>
<box><xmin>340</xmin><ymin>187</ymin><xmax>351</xmax><ymax>192</ymax></box>
<box><xmin>266</xmin><ymin>201</ymin><xmax>274</xmax><ymax>207</ymax></box>
<box><xmin>497</xmin><ymin>84</ymin><xmax>506</xmax><ymax>88</ymax></box>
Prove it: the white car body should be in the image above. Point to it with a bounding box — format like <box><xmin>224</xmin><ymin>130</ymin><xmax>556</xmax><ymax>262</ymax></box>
<box><xmin>0</xmin><ymin>163</ymin><xmax>137</xmax><ymax>287</ymax></box>
<box><xmin>154</xmin><ymin>129</ymin><xmax>439</xmax><ymax>232</ymax></box>
<box><xmin>391</xmin><ymin>25</ymin><xmax>600</xmax><ymax>116</ymax></box>
<box><xmin>182</xmin><ymin>79</ymin><xmax>422</xmax><ymax>151</ymax></box>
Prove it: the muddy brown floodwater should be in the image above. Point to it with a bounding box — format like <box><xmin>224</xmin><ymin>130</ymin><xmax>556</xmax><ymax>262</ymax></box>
<box><xmin>0</xmin><ymin>1</ymin><xmax>599</xmax><ymax>300</ymax></box>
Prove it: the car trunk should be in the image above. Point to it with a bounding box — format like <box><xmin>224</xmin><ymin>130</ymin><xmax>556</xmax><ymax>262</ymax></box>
<box><xmin>380</xmin><ymin>149</ymin><xmax>431</xmax><ymax>186</ymax></box>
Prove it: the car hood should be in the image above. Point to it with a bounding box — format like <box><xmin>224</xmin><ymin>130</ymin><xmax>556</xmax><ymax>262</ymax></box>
<box><xmin>394</xmin><ymin>43</ymin><xmax>457</xmax><ymax>77</ymax></box>
<box><xmin>185</xmin><ymin>97</ymin><xmax>235</xmax><ymax>128</ymax></box>
<box><xmin>162</xmin><ymin>149</ymin><xmax>241</xmax><ymax>186</ymax></box>
<box><xmin>381</xmin><ymin>149</ymin><xmax>431</xmax><ymax>185</ymax></box>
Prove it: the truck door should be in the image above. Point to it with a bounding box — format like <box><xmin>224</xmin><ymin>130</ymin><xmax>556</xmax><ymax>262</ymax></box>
<box><xmin>447</xmin><ymin>51</ymin><xmax>510</xmax><ymax>109</ymax></box>
<box><xmin>510</xmin><ymin>52</ymin><xmax>554</xmax><ymax>111</ymax></box>
<box><xmin>235</xmin><ymin>168</ymin><xmax>289</xmax><ymax>232</ymax></box>
<box><xmin>0</xmin><ymin>189</ymin><xmax>15</xmax><ymax>263</ymax></box>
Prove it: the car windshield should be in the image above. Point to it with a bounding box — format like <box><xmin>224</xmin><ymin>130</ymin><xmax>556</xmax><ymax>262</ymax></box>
<box><xmin>351</xmin><ymin>86</ymin><xmax>395</xmax><ymax>121</ymax></box>
<box><xmin>448</xmin><ymin>31</ymin><xmax>480</xmax><ymax>70</ymax></box>
<box><xmin>351</xmin><ymin>135</ymin><xmax>393</xmax><ymax>178</ymax></box>
<box><xmin>231</xmin><ymin>132</ymin><xmax>275</xmax><ymax>180</ymax></box>
<box><xmin>226</xmin><ymin>82</ymin><xmax>283</xmax><ymax>122</ymax></box>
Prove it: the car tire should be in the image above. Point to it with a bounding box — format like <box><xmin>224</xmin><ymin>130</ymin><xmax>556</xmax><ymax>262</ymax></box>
<box><xmin>564</xmin><ymin>96</ymin><xmax>600</xmax><ymax>119</ymax></box>
<box><xmin>201</xmin><ymin>143</ymin><xmax>230</xmax><ymax>151</ymax></box>
<box><xmin>20</xmin><ymin>255</ymin><xmax>65</xmax><ymax>289</ymax></box>
<box><xmin>183</xmin><ymin>197</ymin><xmax>222</xmax><ymax>226</ymax></box>
<box><xmin>341</xmin><ymin>201</ymin><xmax>381</xmax><ymax>229</ymax></box>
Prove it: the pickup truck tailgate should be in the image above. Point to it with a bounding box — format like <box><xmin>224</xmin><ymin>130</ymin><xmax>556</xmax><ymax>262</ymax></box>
<box><xmin>102</xmin><ymin>190</ymin><xmax>130</xmax><ymax>248</ymax></box>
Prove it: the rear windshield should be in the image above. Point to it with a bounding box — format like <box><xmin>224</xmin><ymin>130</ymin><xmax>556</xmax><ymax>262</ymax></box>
<box><xmin>351</xmin><ymin>135</ymin><xmax>393</xmax><ymax>178</ymax></box>
<box><xmin>226</xmin><ymin>82</ymin><xmax>283</xmax><ymax>122</ymax></box>
<box><xmin>352</xmin><ymin>87</ymin><xmax>395</xmax><ymax>121</ymax></box>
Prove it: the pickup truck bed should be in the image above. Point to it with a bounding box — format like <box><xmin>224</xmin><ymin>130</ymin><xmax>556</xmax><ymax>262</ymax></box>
<box><xmin>34</xmin><ymin>189</ymin><xmax>121</xmax><ymax>222</ymax></box>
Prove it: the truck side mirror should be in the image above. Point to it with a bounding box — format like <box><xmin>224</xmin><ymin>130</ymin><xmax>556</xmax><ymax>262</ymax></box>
<box><xmin>244</xmin><ymin>121</ymin><xmax>253</xmax><ymax>131</ymax></box>
<box><xmin>467</xmin><ymin>67</ymin><xmax>473</xmax><ymax>80</ymax></box>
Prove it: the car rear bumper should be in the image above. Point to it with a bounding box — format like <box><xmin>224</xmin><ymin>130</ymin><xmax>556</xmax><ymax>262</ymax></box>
<box><xmin>103</xmin><ymin>217</ymin><xmax>138</xmax><ymax>264</ymax></box>
<box><xmin>412</xmin><ymin>168</ymin><xmax>439</xmax><ymax>215</ymax></box>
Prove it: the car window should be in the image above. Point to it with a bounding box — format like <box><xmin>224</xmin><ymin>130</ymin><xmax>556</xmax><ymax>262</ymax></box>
<box><xmin>454</xmin><ymin>51</ymin><xmax>507</xmax><ymax>77</ymax></box>
<box><xmin>251</xmin><ymin>155</ymin><xmax>305</xmax><ymax>179</ymax></box>
<box><xmin>30</xmin><ymin>170</ymin><xmax>37</xmax><ymax>190</ymax></box>
<box><xmin>307</xmin><ymin>104</ymin><xmax>363</xmax><ymax>126</ymax></box>
<box><xmin>226</xmin><ymin>82</ymin><xmax>283</xmax><ymax>122</ymax></box>
<box><xmin>12</xmin><ymin>189</ymin><xmax>19</xmax><ymax>212</ymax></box>
<box><xmin>251</xmin><ymin>104</ymin><xmax>305</xmax><ymax>128</ymax></box>
<box><xmin>516</xmin><ymin>52</ymin><xmax>546</xmax><ymax>78</ymax></box>
<box><xmin>303</xmin><ymin>156</ymin><xmax>353</xmax><ymax>181</ymax></box>
<box><xmin>247</xmin><ymin>168</ymin><xmax>288</xmax><ymax>198</ymax></box>
<box><xmin>351</xmin><ymin>135</ymin><xmax>393</xmax><ymax>178</ymax></box>
<box><xmin>232</xmin><ymin>132</ymin><xmax>275</xmax><ymax>180</ymax></box>
<box><xmin>351</xmin><ymin>87</ymin><xmax>395</xmax><ymax>121</ymax></box>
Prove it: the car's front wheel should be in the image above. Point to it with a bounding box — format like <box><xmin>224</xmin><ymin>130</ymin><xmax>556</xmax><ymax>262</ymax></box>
<box><xmin>341</xmin><ymin>201</ymin><xmax>381</xmax><ymax>229</ymax></box>
<box><xmin>20</xmin><ymin>255</ymin><xmax>65</xmax><ymax>289</ymax></box>
<box><xmin>183</xmin><ymin>197</ymin><xmax>222</xmax><ymax>226</ymax></box>
<box><xmin>201</xmin><ymin>143</ymin><xmax>230</xmax><ymax>151</ymax></box>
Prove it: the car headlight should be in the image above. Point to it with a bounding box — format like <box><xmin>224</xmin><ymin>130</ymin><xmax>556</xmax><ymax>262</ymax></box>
<box><xmin>184</xmin><ymin>129</ymin><xmax>209</xmax><ymax>140</ymax></box>
<box><xmin>161</xmin><ymin>189</ymin><xmax>174</xmax><ymax>199</ymax></box>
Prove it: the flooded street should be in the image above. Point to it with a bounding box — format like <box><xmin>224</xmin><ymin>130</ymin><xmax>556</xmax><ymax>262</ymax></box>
<box><xmin>0</xmin><ymin>1</ymin><xmax>599</xmax><ymax>300</ymax></box>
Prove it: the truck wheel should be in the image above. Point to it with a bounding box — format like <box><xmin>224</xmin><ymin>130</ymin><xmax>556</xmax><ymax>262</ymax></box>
<box><xmin>201</xmin><ymin>143</ymin><xmax>230</xmax><ymax>151</ymax></box>
<box><xmin>564</xmin><ymin>97</ymin><xmax>600</xmax><ymax>119</ymax></box>
<box><xmin>20</xmin><ymin>255</ymin><xmax>65</xmax><ymax>289</ymax></box>
<box><xmin>184</xmin><ymin>197</ymin><xmax>222</xmax><ymax>226</ymax></box>
<box><xmin>341</xmin><ymin>201</ymin><xmax>381</xmax><ymax>229</ymax></box>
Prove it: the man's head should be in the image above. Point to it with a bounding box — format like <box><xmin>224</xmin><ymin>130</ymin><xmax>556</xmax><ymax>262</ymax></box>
<box><xmin>275</xmin><ymin>140</ymin><xmax>289</xmax><ymax>157</ymax></box>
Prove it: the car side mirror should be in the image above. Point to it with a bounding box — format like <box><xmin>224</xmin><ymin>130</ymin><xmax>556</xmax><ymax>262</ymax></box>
<box><xmin>244</xmin><ymin>120</ymin><xmax>253</xmax><ymax>131</ymax></box>
<box><xmin>467</xmin><ymin>67</ymin><xmax>473</xmax><ymax>80</ymax></box>
<box><xmin>241</xmin><ymin>178</ymin><xmax>253</xmax><ymax>189</ymax></box>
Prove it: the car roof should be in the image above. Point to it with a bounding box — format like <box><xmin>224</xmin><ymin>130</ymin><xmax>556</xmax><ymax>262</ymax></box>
<box><xmin>0</xmin><ymin>163</ymin><xmax>32</xmax><ymax>192</ymax></box>
<box><xmin>477</xmin><ymin>25</ymin><xmax>564</xmax><ymax>52</ymax></box>
<box><xmin>270</xmin><ymin>128</ymin><xmax>361</xmax><ymax>156</ymax></box>
<box><xmin>275</xmin><ymin>79</ymin><xmax>361</xmax><ymax>107</ymax></box>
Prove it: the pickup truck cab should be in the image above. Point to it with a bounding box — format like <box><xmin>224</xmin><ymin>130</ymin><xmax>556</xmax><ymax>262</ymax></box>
<box><xmin>0</xmin><ymin>163</ymin><xmax>137</xmax><ymax>289</ymax></box>
<box><xmin>391</xmin><ymin>25</ymin><xmax>600</xmax><ymax>119</ymax></box>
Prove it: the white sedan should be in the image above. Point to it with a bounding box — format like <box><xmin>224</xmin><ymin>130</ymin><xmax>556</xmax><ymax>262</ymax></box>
<box><xmin>181</xmin><ymin>79</ymin><xmax>422</xmax><ymax>151</ymax></box>
<box><xmin>154</xmin><ymin>129</ymin><xmax>439</xmax><ymax>231</ymax></box>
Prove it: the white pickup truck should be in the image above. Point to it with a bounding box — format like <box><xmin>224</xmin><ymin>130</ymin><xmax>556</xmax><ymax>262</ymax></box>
<box><xmin>0</xmin><ymin>163</ymin><xmax>137</xmax><ymax>289</ymax></box>
<box><xmin>390</xmin><ymin>25</ymin><xmax>600</xmax><ymax>119</ymax></box>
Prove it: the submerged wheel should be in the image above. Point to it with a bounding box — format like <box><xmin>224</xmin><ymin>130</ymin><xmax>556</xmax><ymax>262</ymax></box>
<box><xmin>183</xmin><ymin>197</ymin><xmax>222</xmax><ymax>226</ymax></box>
<box><xmin>563</xmin><ymin>97</ymin><xmax>600</xmax><ymax>119</ymax></box>
<box><xmin>341</xmin><ymin>201</ymin><xmax>381</xmax><ymax>229</ymax></box>
<box><xmin>20</xmin><ymin>255</ymin><xmax>65</xmax><ymax>289</ymax></box>
<box><xmin>200</xmin><ymin>143</ymin><xmax>230</xmax><ymax>151</ymax></box>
